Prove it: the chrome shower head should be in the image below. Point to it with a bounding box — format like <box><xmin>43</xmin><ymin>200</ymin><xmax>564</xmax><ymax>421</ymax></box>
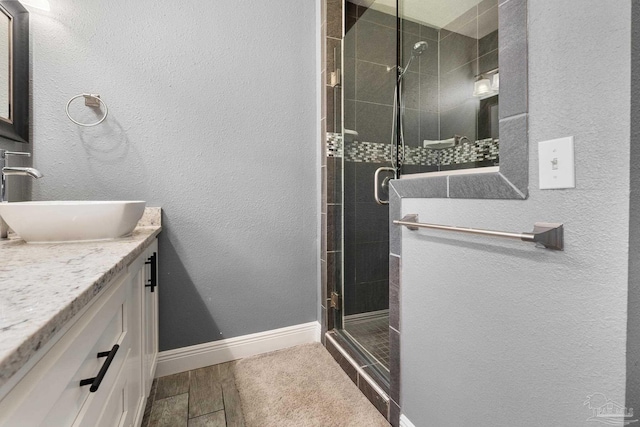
<box><xmin>412</xmin><ymin>41</ymin><xmax>428</xmax><ymax>56</ymax></box>
<box><xmin>398</xmin><ymin>41</ymin><xmax>429</xmax><ymax>81</ymax></box>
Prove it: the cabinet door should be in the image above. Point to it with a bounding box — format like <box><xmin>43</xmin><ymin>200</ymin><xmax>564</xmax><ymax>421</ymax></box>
<box><xmin>127</xmin><ymin>249</ymin><xmax>146</xmax><ymax>426</ymax></box>
<box><xmin>142</xmin><ymin>239</ymin><xmax>159</xmax><ymax>396</ymax></box>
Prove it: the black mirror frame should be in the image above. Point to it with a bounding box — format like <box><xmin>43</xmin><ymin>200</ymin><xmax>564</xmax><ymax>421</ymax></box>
<box><xmin>0</xmin><ymin>1</ymin><xmax>28</xmax><ymax>144</ymax></box>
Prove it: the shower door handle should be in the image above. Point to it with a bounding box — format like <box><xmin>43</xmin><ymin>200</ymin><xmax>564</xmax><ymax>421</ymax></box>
<box><xmin>374</xmin><ymin>167</ymin><xmax>395</xmax><ymax>205</ymax></box>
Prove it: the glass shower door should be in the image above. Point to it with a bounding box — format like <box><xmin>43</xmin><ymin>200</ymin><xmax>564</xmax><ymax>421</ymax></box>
<box><xmin>333</xmin><ymin>0</ymin><xmax>500</xmax><ymax>383</ymax></box>
<box><xmin>336</xmin><ymin>0</ymin><xmax>398</xmax><ymax>376</ymax></box>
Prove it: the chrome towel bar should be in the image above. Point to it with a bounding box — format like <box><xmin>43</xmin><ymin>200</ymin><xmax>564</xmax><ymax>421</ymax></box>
<box><xmin>394</xmin><ymin>214</ymin><xmax>564</xmax><ymax>250</ymax></box>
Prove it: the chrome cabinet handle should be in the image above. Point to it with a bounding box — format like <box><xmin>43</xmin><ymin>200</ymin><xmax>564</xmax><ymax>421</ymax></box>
<box><xmin>374</xmin><ymin>167</ymin><xmax>395</xmax><ymax>205</ymax></box>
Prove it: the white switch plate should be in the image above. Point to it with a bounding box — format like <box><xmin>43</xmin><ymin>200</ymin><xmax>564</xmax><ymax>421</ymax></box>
<box><xmin>538</xmin><ymin>136</ymin><xmax>575</xmax><ymax>190</ymax></box>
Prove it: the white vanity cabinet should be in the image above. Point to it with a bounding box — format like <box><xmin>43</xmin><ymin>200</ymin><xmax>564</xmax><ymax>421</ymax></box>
<box><xmin>128</xmin><ymin>239</ymin><xmax>159</xmax><ymax>410</ymax></box>
<box><xmin>0</xmin><ymin>239</ymin><xmax>159</xmax><ymax>427</ymax></box>
<box><xmin>142</xmin><ymin>240</ymin><xmax>159</xmax><ymax>397</ymax></box>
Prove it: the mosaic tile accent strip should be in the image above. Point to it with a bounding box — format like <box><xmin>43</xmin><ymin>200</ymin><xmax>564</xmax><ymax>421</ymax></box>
<box><xmin>403</xmin><ymin>145</ymin><xmax>437</xmax><ymax>166</ymax></box>
<box><xmin>326</xmin><ymin>132</ymin><xmax>500</xmax><ymax>166</ymax></box>
<box><xmin>436</xmin><ymin>138</ymin><xmax>500</xmax><ymax>166</ymax></box>
<box><xmin>327</xmin><ymin>132</ymin><xmax>342</xmax><ymax>157</ymax></box>
<box><xmin>346</xmin><ymin>141</ymin><xmax>392</xmax><ymax>163</ymax></box>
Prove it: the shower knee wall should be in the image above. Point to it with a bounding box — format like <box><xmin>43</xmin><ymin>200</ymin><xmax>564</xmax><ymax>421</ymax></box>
<box><xmin>399</xmin><ymin>1</ymin><xmax>639</xmax><ymax>426</ymax></box>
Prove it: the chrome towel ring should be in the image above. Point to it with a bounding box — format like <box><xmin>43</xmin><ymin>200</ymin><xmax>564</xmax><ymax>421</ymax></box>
<box><xmin>65</xmin><ymin>93</ymin><xmax>109</xmax><ymax>127</ymax></box>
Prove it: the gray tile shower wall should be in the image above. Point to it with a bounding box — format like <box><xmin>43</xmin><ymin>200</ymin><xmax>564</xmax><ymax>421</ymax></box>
<box><xmin>479</xmin><ymin>31</ymin><xmax>499</xmax><ymax>69</ymax></box>
<box><xmin>344</xmin><ymin>2</ymin><xmax>440</xmax><ymax>148</ymax></box>
<box><xmin>341</xmin><ymin>2</ymin><xmax>398</xmax><ymax>320</ymax></box>
<box><xmin>321</xmin><ymin>0</ymin><xmax>344</xmax><ymax>346</ymax></box>
<box><xmin>344</xmin><ymin>1</ymin><xmax>500</xmax><ymax>157</ymax></box>
<box><xmin>438</xmin><ymin>2</ymin><xmax>500</xmax><ymax>143</ymax></box>
<box><xmin>343</xmin><ymin>159</ymin><xmax>391</xmax><ymax>316</ymax></box>
<box><xmin>323</xmin><ymin>0</ymin><xmax>348</xmax><ymax>338</ymax></box>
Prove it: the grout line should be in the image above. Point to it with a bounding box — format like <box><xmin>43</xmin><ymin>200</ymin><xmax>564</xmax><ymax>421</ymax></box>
<box><xmin>478</xmin><ymin>48</ymin><xmax>498</xmax><ymax>60</ymax></box>
<box><xmin>498</xmin><ymin>172</ymin><xmax>526</xmax><ymax>199</ymax></box>
<box><xmin>186</xmin><ymin>383</ymin><xmax>191</xmax><ymax>421</ymax></box>
<box><xmin>351</xmin><ymin>57</ymin><xmax>400</xmax><ymax>70</ymax></box>
<box><xmin>352</xmin><ymin>99</ymin><xmax>395</xmax><ymax>108</ymax></box>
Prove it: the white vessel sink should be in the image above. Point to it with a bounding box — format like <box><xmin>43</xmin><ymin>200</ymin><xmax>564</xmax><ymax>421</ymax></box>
<box><xmin>0</xmin><ymin>201</ymin><xmax>146</xmax><ymax>243</ymax></box>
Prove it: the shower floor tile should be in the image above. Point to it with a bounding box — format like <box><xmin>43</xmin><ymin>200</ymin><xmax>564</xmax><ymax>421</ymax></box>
<box><xmin>344</xmin><ymin>312</ymin><xmax>389</xmax><ymax>370</ymax></box>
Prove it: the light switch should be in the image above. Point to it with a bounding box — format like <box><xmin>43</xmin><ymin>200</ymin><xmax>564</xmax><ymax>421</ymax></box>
<box><xmin>538</xmin><ymin>136</ymin><xmax>575</xmax><ymax>190</ymax></box>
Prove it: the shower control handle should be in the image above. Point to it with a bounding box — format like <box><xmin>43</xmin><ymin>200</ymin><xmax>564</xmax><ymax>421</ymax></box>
<box><xmin>374</xmin><ymin>167</ymin><xmax>395</xmax><ymax>205</ymax></box>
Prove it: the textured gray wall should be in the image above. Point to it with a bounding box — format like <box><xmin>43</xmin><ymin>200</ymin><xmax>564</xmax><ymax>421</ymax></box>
<box><xmin>25</xmin><ymin>0</ymin><xmax>318</xmax><ymax>351</ymax></box>
<box><xmin>627</xmin><ymin>0</ymin><xmax>640</xmax><ymax>412</ymax></box>
<box><xmin>400</xmin><ymin>1</ymin><xmax>631</xmax><ymax>425</ymax></box>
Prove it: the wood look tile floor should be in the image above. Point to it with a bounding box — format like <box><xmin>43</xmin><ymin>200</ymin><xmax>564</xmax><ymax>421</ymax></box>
<box><xmin>141</xmin><ymin>361</ymin><xmax>245</xmax><ymax>427</ymax></box>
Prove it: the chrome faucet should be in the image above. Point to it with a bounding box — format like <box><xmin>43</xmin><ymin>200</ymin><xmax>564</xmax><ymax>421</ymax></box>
<box><xmin>0</xmin><ymin>149</ymin><xmax>43</xmax><ymax>238</ymax></box>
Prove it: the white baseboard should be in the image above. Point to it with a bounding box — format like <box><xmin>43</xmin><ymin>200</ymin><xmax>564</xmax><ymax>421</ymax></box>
<box><xmin>400</xmin><ymin>414</ymin><xmax>416</xmax><ymax>427</ymax></box>
<box><xmin>155</xmin><ymin>321</ymin><xmax>321</xmax><ymax>377</ymax></box>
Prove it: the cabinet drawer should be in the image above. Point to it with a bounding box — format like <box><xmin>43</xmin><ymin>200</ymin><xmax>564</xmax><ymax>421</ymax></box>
<box><xmin>48</xmin><ymin>308</ymin><xmax>128</xmax><ymax>426</ymax></box>
<box><xmin>0</xmin><ymin>273</ymin><xmax>129</xmax><ymax>427</ymax></box>
<box><xmin>73</xmin><ymin>347</ymin><xmax>131</xmax><ymax>427</ymax></box>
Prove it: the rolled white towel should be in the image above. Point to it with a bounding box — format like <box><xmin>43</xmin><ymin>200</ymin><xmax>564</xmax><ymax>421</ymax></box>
<box><xmin>423</xmin><ymin>138</ymin><xmax>456</xmax><ymax>149</ymax></box>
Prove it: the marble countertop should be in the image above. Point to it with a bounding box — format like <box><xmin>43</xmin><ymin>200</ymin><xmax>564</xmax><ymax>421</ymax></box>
<box><xmin>0</xmin><ymin>207</ymin><xmax>162</xmax><ymax>389</ymax></box>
